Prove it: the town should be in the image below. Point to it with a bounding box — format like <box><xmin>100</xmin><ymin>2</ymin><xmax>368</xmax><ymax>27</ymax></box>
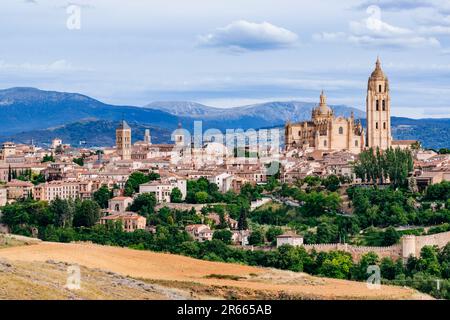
<box><xmin>1</xmin><ymin>58</ymin><xmax>450</xmax><ymax>299</ymax></box>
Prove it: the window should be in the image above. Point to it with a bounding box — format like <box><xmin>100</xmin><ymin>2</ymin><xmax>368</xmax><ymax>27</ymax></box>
<box><xmin>339</xmin><ymin>127</ymin><xmax>343</xmax><ymax>134</ymax></box>
<box><xmin>379</xmin><ymin>84</ymin><xmax>382</xmax><ymax>92</ymax></box>
<box><xmin>355</xmin><ymin>140</ymin><xmax>359</xmax><ymax>147</ymax></box>
<box><xmin>376</xmin><ymin>100</ymin><xmax>379</xmax><ymax>111</ymax></box>
<box><xmin>382</xmin><ymin>100</ymin><xmax>386</xmax><ymax>111</ymax></box>
<box><xmin>383</xmin><ymin>122</ymin><xmax>386</xmax><ymax>130</ymax></box>
<box><xmin>376</xmin><ymin>122</ymin><xmax>379</xmax><ymax>129</ymax></box>
<box><xmin>324</xmin><ymin>140</ymin><xmax>327</xmax><ymax>147</ymax></box>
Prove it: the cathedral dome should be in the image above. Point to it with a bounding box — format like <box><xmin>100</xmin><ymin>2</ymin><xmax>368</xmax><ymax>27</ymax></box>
<box><xmin>314</xmin><ymin>90</ymin><xmax>332</xmax><ymax>115</ymax></box>
<box><xmin>370</xmin><ymin>57</ymin><xmax>386</xmax><ymax>79</ymax></box>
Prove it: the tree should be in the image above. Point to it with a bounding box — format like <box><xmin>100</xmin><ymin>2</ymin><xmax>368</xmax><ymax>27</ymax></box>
<box><xmin>382</xmin><ymin>227</ymin><xmax>400</xmax><ymax>246</ymax></box>
<box><xmin>128</xmin><ymin>193</ymin><xmax>156</xmax><ymax>215</ymax></box>
<box><xmin>352</xmin><ymin>252</ymin><xmax>379</xmax><ymax>281</ymax></box>
<box><xmin>7</xmin><ymin>165</ymin><xmax>12</xmax><ymax>182</ymax></box>
<box><xmin>322</xmin><ymin>175</ymin><xmax>340</xmax><ymax>192</ymax></box>
<box><xmin>238</xmin><ymin>207</ymin><xmax>248</xmax><ymax>230</ymax></box>
<box><xmin>73</xmin><ymin>200</ymin><xmax>101</xmax><ymax>227</ymax></box>
<box><xmin>49</xmin><ymin>198</ymin><xmax>74</xmax><ymax>228</ymax></box>
<box><xmin>318</xmin><ymin>251</ymin><xmax>353</xmax><ymax>279</ymax></box>
<box><xmin>93</xmin><ymin>185</ymin><xmax>111</xmax><ymax>209</ymax></box>
<box><xmin>124</xmin><ymin>171</ymin><xmax>156</xmax><ymax>196</ymax></box>
<box><xmin>300</xmin><ymin>191</ymin><xmax>341</xmax><ymax>217</ymax></box>
<box><xmin>316</xmin><ymin>222</ymin><xmax>339</xmax><ymax>243</ymax></box>
<box><xmin>213</xmin><ymin>230</ymin><xmax>232</xmax><ymax>245</ymax></box>
<box><xmin>354</xmin><ymin>147</ymin><xmax>413</xmax><ymax>187</ymax></box>
<box><xmin>73</xmin><ymin>157</ymin><xmax>84</xmax><ymax>166</ymax></box>
<box><xmin>42</xmin><ymin>154</ymin><xmax>55</xmax><ymax>163</ymax></box>
<box><xmin>248</xmin><ymin>229</ymin><xmax>265</xmax><ymax>246</ymax></box>
<box><xmin>194</xmin><ymin>191</ymin><xmax>208</xmax><ymax>204</ymax></box>
<box><xmin>266</xmin><ymin>226</ymin><xmax>283</xmax><ymax>245</ymax></box>
<box><xmin>170</xmin><ymin>187</ymin><xmax>183</xmax><ymax>203</ymax></box>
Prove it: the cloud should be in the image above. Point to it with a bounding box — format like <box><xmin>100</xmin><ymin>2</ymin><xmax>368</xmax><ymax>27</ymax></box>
<box><xmin>24</xmin><ymin>0</ymin><xmax>38</xmax><ymax>4</ymax></box>
<box><xmin>356</xmin><ymin>0</ymin><xmax>433</xmax><ymax>11</ymax></box>
<box><xmin>0</xmin><ymin>60</ymin><xmax>91</xmax><ymax>72</ymax></box>
<box><xmin>198</xmin><ymin>20</ymin><xmax>298</xmax><ymax>52</ymax></box>
<box><xmin>314</xmin><ymin>5</ymin><xmax>440</xmax><ymax>48</ymax></box>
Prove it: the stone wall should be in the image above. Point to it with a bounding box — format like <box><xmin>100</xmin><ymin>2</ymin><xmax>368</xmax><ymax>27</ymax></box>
<box><xmin>401</xmin><ymin>231</ymin><xmax>450</xmax><ymax>259</ymax></box>
<box><xmin>303</xmin><ymin>243</ymin><xmax>402</xmax><ymax>262</ymax></box>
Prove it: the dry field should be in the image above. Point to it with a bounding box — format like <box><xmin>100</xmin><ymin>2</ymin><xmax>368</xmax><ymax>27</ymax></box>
<box><xmin>0</xmin><ymin>240</ymin><xmax>432</xmax><ymax>300</ymax></box>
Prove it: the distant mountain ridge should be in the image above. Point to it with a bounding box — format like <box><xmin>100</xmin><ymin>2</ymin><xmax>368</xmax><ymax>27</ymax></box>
<box><xmin>145</xmin><ymin>100</ymin><xmax>366</xmax><ymax>123</ymax></box>
<box><xmin>0</xmin><ymin>87</ymin><xmax>448</xmax><ymax>149</ymax></box>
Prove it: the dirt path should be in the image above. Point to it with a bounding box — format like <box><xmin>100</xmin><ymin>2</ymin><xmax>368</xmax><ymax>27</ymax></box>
<box><xmin>0</xmin><ymin>241</ymin><xmax>431</xmax><ymax>300</ymax></box>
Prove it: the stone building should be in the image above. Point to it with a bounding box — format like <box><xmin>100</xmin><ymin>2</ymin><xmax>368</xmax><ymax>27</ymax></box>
<box><xmin>116</xmin><ymin>120</ymin><xmax>132</xmax><ymax>160</ymax></box>
<box><xmin>285</xmin><ymin>91</ymin><xmax>365</xmax><ymax>153</ymax></box>
<box><xmin>285</xmin><ymin>58</ymin><xmax>419</xmax><ymax>154</ymax></box>
<box><xmin>366</xmin><ymin>57</ymin><xmax>392</xmax><ymax>150</ymax></box>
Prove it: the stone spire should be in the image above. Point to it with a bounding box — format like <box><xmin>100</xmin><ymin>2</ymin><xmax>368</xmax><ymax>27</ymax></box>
<box><xmin>371</xmin><ymin>56</ymin><xmax>386</xmax><ymax>79</ymax></box>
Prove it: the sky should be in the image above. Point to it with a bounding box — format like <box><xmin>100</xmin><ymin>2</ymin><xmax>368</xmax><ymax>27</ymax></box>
<box><xmin>1</xmin><ymin>0</ymin><xmax>450</xmax><ymax>118</ymax></box>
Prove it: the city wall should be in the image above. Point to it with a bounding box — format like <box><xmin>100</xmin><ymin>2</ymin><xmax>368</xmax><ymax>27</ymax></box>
<box><xmin>303</xmin><ymin>231</ymin><xmax>450</xmax><ymax>262</ymax></box>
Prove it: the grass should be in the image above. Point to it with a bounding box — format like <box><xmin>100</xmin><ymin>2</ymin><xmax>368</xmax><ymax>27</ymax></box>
<box><xmin>204</xmin><ymin>274</ymin><xmax>245</xmax><ymax>281</ymax></box>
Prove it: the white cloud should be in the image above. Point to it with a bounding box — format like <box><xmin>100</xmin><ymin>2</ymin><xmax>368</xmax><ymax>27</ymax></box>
<box><xmin>198</xmin><ymin>20</ymin><xmax>298</xmax><ymax>52</ymax></box>
<box><xmin>314</xmin><ymin>5</ymin><xmax>440</xmax><ymax>48</ymax></box>
<box><xmin>0</xmin><ymin>59</ymin><xmax>91</xmax><ymax>72</ymax></box>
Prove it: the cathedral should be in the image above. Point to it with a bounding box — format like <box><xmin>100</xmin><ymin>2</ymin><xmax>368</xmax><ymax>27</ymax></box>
<box><xmin>285</xmin><ymin>57</ymin><xmax>393</xmax><ymax>154</ymax></box>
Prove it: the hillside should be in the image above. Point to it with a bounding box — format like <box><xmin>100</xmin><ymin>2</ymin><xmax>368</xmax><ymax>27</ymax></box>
<box><xmin>0</xmin><ymin>87</ymin><xmax>448</xmax><ymax>149</ymax></box>
<box><xmin>0</xmin><ymin>120</ymin><xmax>173</xmax><ymax>148</ymax></box>
<box><xmin>0</xmin><ymin>241</ymin><xmax>431</xmax><ymax>300</ymax></box>
<box><xmin>0</xmin><ymin>87</ymin><xmax>181</xmax><ymax>136</ymax></box>
<box><xmin>145</xmin><ymin>100</ymin><xmax>366</xmax><ymax>123</ymax></box>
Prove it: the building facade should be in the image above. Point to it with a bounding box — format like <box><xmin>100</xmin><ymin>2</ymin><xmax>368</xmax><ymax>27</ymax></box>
<box><xmin>366</xmin><ymin>57</ymin><xmax>392</xmax><ymax>150</ymax></box>
<box><xmin>285</xmin><ymin>91</ymin><xmax>365</xmax><ymax>153</ymax></box>
<box><xmin>116</xmin><ymin>120</ymin><xmax>132</xmax><ymax>160</ymax></box>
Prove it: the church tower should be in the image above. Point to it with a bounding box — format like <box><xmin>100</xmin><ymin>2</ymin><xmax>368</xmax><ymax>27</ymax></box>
<box><xmin>366</xmin><ymin>57</ymin><xmax>392</xmax><ymax>150</ymax></box>
<box><xmin>144</xmin><ymin>129</ymin><xmax>152</xmax><ymax>145</ymax></box>
<box><xmin>116</xmin><ymin>120</ymin><xmax>132</xmax><ymax>160</ymax></box>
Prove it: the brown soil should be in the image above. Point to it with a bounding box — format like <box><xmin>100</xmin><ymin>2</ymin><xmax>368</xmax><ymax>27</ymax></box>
<box><xmin>0</xmin><ymin>241</ymin><xmax>432</xmax><ymax>300</ymax></box>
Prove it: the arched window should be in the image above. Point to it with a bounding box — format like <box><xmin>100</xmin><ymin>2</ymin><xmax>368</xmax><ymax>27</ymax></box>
<box><xmin>375</xmin><ymin>122</ymin><xmax>379</xmax><ymax>129</ymax></box>
<box><xmin>355</xmin><ymin>140</ymin><xmax>359</xmax><ymax>147</ymax></box>
<box><xmin>376</xmin><ymin>100</ymin><xmax>379</xmax><ymax>111</ymax></box>
<box><xmin>382</xmin><ymin>100</ymin><xmax>386</xmax><ymax>111</ymax></box>
<box><xmin>379</xmin><ymin>84</ymin><xmax>382</xmax><ymax>93</ymax></box>
<box><xmin>324</xmin><ymin>140</ymin><xmax>327</xmax><ymax>147</ymax></box>
<box><xmin>383</xmin><ymin>122</ymin><xmax>386</xmax><ymax>130</ymax></box>
<box><xmin>115</xmin><ymin>204</ymin><xmax>120</xmax><ymax>211</ymax></box>
<box><xmin>339</xmin><ymin>127</ymin><xmax>344</xmax><ymax>134</ymax></box>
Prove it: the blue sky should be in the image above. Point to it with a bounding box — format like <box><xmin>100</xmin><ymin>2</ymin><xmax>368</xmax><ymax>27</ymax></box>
<box><xmin>1</xmin><ymin>0</ymin><xmax>450</xmax><ymax>118</ymax></box>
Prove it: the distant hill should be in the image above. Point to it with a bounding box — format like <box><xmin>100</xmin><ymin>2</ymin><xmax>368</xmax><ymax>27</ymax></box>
<box><xmin>0</xmin><ymin>87</ymin><xmax>448</xmax><ymax>149</ymax></box>
<box><xmin>0</xmin><ymin>120</ymin><xmax>172</xmax><ymax>148</ymax></box>
<box><xmin>145</xmin><ymin>100</ymin><xmax>366</xmax><ymax>123</ymax></box>
<box><xmin>0</xmin><ymin>87</ymin><xmax>181</xmax><ymax>136</ymax></box>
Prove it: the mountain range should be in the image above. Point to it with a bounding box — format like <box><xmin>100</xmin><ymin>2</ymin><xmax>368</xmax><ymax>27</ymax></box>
<box><xmin>0</xmin><ymin>87</ymin><xmax>448</xmax><ymax>149</ymax></box>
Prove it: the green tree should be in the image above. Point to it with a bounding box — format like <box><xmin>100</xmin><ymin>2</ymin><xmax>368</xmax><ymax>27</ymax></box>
<box><xmin>93</xmin><ymin>185</ymin><xmax>111</xmax><ymax>209</ymax></box>
<box><xmin>213</xmin><ymin>229</ymin><xmax>232</xmax><ymax>245</ymax></box>
<box><xmin>49</xmin><ymin>198</ymin><xmax>75</xmax><ymax>227</ymax></box>
<box><xmin>382</xmin><ymin>227</ymin><xmax>400</xmax><ymax>246</ymax></box>
<box><xmin>170</xmin><ymin>187</ymin><xmax>183</xmax><ymax>203</ymax></box>
<box><xmin>124</xmin><ymin>172</ymin><xmax>155</xmax><ymax>196</ymax></box>
<box><xmin>238</xmin><ymin>207</ymin><xmax>249</xmax><ymax>230</ymax></box>
<box><xmin>266</xmin><ymin>226</ymin><xmax>283</xmax><ymax>245</ymax></box>
<box><xmin>73</xmin><ymin>200</ymin><xmax>101</xmax><ymax>227</ymax></box>
<box><xmin>42</xmin><ymin>154</ymin><xmax>55</xmax><ymax>163</ymax></box>
<box><xmin>318</xmin><ymin>251</ymin><xmax>353</xmax><ymax>279</ymax></box>
<box><xmin>73</xmin><ymin>157</ymin><xmax>84</xmax><ymax>166</ymax></box>
<box><xmin>322</xmin><ymin>175</ymin><xmax>340</xmax><ymax>192</ymax></box>
<box><xmin>248</xmin><ymin>229</ymin><xmax>265</xmax><ymax>246</ymax></box>
<box><xmin>194</xmin><ymin>191</ymin><xmax>209</xmax><ymax>204</ymax></box>
<box><xmin>128</xmin><ymin>193</ymin><xmax>156</xmax><ymax>215</ymax></box>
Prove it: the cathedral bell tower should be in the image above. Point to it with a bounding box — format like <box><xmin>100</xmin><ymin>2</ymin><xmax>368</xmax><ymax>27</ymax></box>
<box><xmin>366</xmin><ymin>57</ymin><xmax>392</xmax><ymax>150</ymax></box>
